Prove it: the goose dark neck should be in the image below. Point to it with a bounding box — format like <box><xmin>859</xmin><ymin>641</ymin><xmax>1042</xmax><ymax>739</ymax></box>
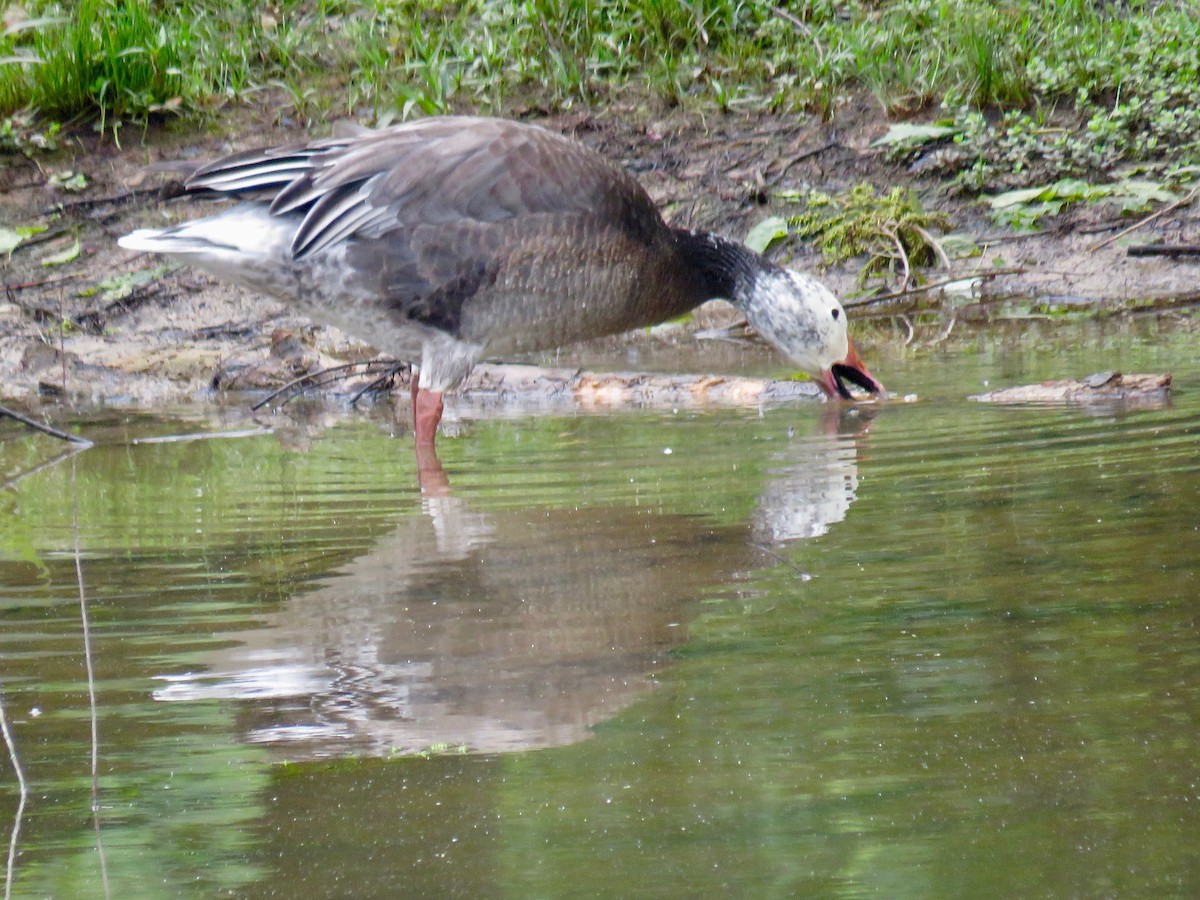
<box><xmin>670</xmin><ymin>228</ymin><xmax>772</xmax><ymax>308</ymax></box>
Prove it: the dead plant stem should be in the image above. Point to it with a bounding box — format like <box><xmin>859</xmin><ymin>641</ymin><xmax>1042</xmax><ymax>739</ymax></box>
<box><xmin>72</xmin><ymin>460</ymin><xmax>109</xmax><ymax>899</ymax></box>
<box><xmin>0</xmin><ymin>686</ymin><xmax>27</xmax><ymax>900</ymax></box>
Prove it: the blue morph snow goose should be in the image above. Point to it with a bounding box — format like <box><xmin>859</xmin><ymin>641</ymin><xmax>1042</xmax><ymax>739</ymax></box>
<box><xmin>120</xmin><ymin>116</ymin><xmax>883</xmax><ymax>446</ymax></box>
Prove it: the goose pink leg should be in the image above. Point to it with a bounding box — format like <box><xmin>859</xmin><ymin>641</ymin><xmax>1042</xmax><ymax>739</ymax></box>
<box><xmin>409</xmin><ymin>368</ymin><xmax>444</xmax><ymax>447</ymax></box>
<box><xmin>413</xmin><ymin>388</ymin><xmax>444</xmax><ymax>448</ymax></box>
<box><xmin>410</xmin><ymin>370</ymin><xmax>449</xmax><ymax>493</ymax></box>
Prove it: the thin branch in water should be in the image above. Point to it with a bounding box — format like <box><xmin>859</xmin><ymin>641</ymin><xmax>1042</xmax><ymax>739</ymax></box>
<box><xmin>130</xmin><ymin>427</ymin><xmax>272</xmax><ymax>446</ymax></box>
<box><xmin>249</xmin><ymin>359</ymin><xmax>407</xmax><ymax>411</ymax></box>
<box><xmin>1</xmin><ymin>445</ymin><xmax>91</xmax><ymax>492</ymax></box>
<box><xmin>0</xmin><ymin>686</ymin><xmax>28</xmax><ymax>900</ymax></box>
<box><xmin>748</xmin><ymin>541</ymin><xmax>813</xmax><ymax>581</ymax></box>
<box><xmin>71</xmin><ymin>459</ymin><xmax>109</xmax><ymax>899</ymax></box>
<box><xmin>931</xmin><ymin>310</ymin><xmax>958</xmax><ymax>346</ymax></box>
<box><xmin>843</xmin><ymin>267</ymin><xmax>1027</xmax><ymax>309</ymax></box>
<box><xmin>0</xmin><ymin>404</ymin><xmax>92</xmax><ymax>446</ymax></box>
<box><xmin>248</xmin><ymin>368</ymin><xmax>346</xmax><ymax>411</ymax></box>
<box><xmin>348</xmin><ymin>362</ymin><xmax>408</xmax><ymax>407</ymax></box>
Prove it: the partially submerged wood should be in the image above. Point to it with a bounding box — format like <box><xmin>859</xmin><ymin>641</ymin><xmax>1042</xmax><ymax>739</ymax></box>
<box><xmin>233</xmin><ymin>343</ymin><xmax>847</xmax><ymax>411</ymax></box>
<box><xmin>239</xmin><ymin>357</ymin><xmax>844</xmax><ymax>414</ymax></box>
<box><xmin>451</xmin><ymin>363</ymin><xmax>832</xmax><ymax>411</ymax></box>
<box><xmin>0</xmin><ymin>401</ymin><xmax>93</xmax><ymax>446</ymax></box>
<box><xmin>970</xmin><ymin>372</ymin><xmax>1171</xmax><ymax>406</ymax></box>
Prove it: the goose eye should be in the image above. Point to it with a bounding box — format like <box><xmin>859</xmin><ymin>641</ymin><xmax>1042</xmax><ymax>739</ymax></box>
<box><xmin>831</xmin><ymin>308</ymin><xmax>840</xmax><ymax>321</ymax></box>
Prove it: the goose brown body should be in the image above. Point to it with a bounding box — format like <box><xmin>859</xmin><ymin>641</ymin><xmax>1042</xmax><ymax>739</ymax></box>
<box><xmin>119</xmin><ymin>116</ymin><xmax>882</xmax><ymax>447</ymax></box>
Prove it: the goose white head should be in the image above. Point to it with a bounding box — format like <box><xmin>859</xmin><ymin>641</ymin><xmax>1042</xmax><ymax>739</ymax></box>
<box><xmin>740</xmin><ymin>268</ymin><xmax>883</xmax><ymax>400</ymax></box>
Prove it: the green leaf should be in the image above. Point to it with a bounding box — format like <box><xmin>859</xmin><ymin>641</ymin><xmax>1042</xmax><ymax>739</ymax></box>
<box><xmin>40</xmin><ymin>237</ymin><xmax>81</xmax><ymax>266</ymax></box>
<box><xmin>985</xmin><ymin>186</ymin><xmax>1048</xmax><ymax>209</ymax></box>
<box><xmin>1049</xmin><ymin>178</ymin><xmax>1097</xmax><ymax>201</ymax></box>
<box><xmin>939</xmin><ymin>233</ymin><xmax>981</xmax><ymax>259</ymax></box>
<box><xmin>743</xmin><ymin>216</ymin><xmax>790</xmax><ymax>254</ymax></box>
<box><xmin>87</xmin><ymin>264</ymin><xmax>169</xmax><ymax>301</ymax></box>
<box><xmin>0</xmin><ymin>223</ymin><xmax>47</xmax><ymax>254</ymax></box>
<box><xmin>0</xmin><ymin>226</ymin><xmax>23</xmax><ymax>255</ymax></box>
<box><xmin>872</xmin><ymin>123</ymin><xmax>957</xmax><ymax>150</ymax></box>
<box><xmin>49</xmin><ymin>169</ymin><xmax>88</xmax><ymax>192</ymax></box>
<box><xmin>1109</xmin><ymin>179</ymin><xmax>1175</xmax><ymax>211</ymax></box>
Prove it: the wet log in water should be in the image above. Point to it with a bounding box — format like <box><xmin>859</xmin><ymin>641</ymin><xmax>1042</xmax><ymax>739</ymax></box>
<box><xmin>230</xmin><ymin>348</ymin><xmax>881</xmax><ymax>412</ymax></box>
<box><xmin>970</xmin><ymin>372</ymin><xmax>1171</xmax><ymax>405</ymax></box>
<box><xmin>451</xmin><ymin>363</ymin><xmax>829</xmax><ymax>410</ymax></box>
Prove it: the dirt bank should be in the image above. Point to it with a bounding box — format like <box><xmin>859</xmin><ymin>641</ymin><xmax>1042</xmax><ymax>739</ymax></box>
<box><xmin>2</xmin><ymin>102</ymin><xmax>1198</xmax><ymax>413</ymax></box>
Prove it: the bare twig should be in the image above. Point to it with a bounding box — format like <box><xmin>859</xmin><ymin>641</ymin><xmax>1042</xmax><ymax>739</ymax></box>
<box><xmin>843</xmin><ymin>267</ymin><xmax>1027</xmax><ymax>309</ymax></box>
<box><xmin>1</xmin><ymin>272</ymin><xmax>85</xmax><ymax>294</ymax></box>
<box><xmin>911</xmin><ymin>224</ymin><xmax>953</xmax><ymax>269</ymax></box>
<box><xmin>130</xmin><ymin>428</ymin><xmax>273</xmax><ymax>445</ymax></box>
<box><xmin>43</xmin><ymin>185</ymin><xmax>169</xmax><ymax>218</ymax></box>
<box><xmin>0</xmin><ymin>404</ymin><xmax>93</xmax><ymax>446</ymax></box>
<box><xmin>72</xmin><ymin>460</ymin><xmax>109</xmax><ymax>898</ymax></box>
<box><xmin>249</xmin><ymin>359</ymin><xmax>408</xmax><ymax>411</ymax></box>
<box><xmin>1089</xmin><ymin>185</ymin><xmax>1200</xmax><ymax>252</ymax></box>
<box><xmin>1</xmin><ymin>685</ymin><xmax>27</xmax><ymax>900</ymax></box>
<box><xmin>880</xmin><ymin>226</ymin><xmax>912</xmax><ymax>290</ymax></box>
<box><xmin>767</xmin><ymin>139</ymin><xmax>839</xmax><ymax>186</ymax></box>
<box><xmin>348</xmin><ymin>362</ymin><xmax>408</xmax><ymax>406</ymax></box>
<box><xmin>72</xmin><ymin>283</ymin><xmax>165</xmax><ymax>334</ymax></box>
<box><xmin>248</xmin><ymin>366</ymin><xmax>352</xmax><ymax>411</ymax></box>
<box><xmin>977</xmin><ymin>230</ymin><xmax>1048</xmax><ymax>243</ymax></box>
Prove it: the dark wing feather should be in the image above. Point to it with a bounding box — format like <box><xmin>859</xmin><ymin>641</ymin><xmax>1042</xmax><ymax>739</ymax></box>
<box><xmin>186</xmin><ymin>144</ymin><xmax>333</xmax><ymax>201</ymax></box>
<box><xmin>183</xmin><ymin>116</ymin><xmax>664</xmax><ymax>259</ymax></box>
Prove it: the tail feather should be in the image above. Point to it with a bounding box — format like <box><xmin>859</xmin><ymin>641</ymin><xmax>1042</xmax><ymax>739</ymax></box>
<box><xmin>117</xmin><ymin>204</ymin><xmax>296</xmax><ymax>261</ymax></box>
<box><xmin>118</xmin><ymin>227</ymin><xmax>235</xmax><ymax>255</ymax></box>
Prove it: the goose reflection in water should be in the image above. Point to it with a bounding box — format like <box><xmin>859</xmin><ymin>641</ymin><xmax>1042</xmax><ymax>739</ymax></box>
<box><xmin>155</xmin><ymin>407</ymin><xmax>874</xmax><ymax>759</ymax></box>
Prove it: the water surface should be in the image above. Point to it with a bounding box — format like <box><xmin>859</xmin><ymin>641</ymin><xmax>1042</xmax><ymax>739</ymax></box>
<box><xmin>1</xmin><ymin>322</ymin><xmax>1198</xmax><ymax>897</ymax></box>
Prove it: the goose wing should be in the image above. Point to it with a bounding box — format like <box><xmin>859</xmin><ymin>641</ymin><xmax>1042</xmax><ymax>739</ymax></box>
<box><xmin>185</xmin><ymin>117</ymin><xmax>662</xmax><ymax>259</ymax></box>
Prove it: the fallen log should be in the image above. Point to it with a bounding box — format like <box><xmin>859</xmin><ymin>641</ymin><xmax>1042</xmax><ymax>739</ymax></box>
<box><xmin>452</xmin><ymin>363</ymin><xmax>833</xmax><ymax>410</ymax></box>
<box><xmin>234</xmin><ymin>354</ymin><xmax>885</xmax><ymax>413</ymax></box>
<box><xmin>969</xmin><ymin>372</ymin><xmax>1171</xmax><ymax>405</ymax></box>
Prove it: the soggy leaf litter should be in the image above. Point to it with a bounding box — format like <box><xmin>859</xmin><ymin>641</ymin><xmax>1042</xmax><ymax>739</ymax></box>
<box><xmin>1</xmin><ymin>105</ymin><xmax>1199</xmax><ymax>410</ymax></box>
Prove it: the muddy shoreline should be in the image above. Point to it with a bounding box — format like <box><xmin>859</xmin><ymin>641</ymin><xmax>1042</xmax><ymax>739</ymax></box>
<box><xmin>2</xmin><ymin>103</ymin><xmax>1198</xmax><ymax>413</ymax></box>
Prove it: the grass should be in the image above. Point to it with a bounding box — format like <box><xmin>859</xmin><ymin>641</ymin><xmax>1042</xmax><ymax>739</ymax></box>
<box><xmin>1</xmin><ymin>0</ymin><xmax>193</xmax><ymax>132</ymax></box>
<box><xmin>2</xmin><ymin>1</ymin><xmax>1199</xmax><ymax>184</ymax></box>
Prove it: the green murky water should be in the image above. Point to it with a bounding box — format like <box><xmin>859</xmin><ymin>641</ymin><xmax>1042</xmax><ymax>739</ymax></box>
<box><xmin>1</xmin><ymin>322</ymin><xmax>1198</xmax><ymax>898</ymax></box>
